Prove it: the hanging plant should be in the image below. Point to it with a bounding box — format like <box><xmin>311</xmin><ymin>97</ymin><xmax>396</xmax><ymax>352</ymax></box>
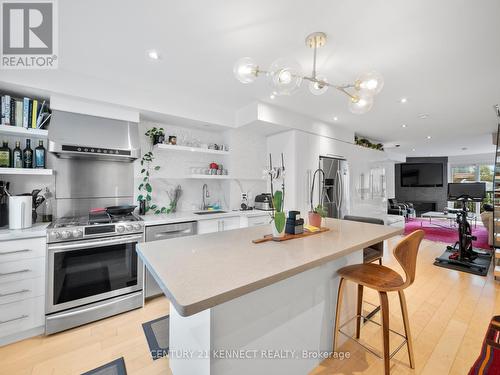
<box><xmin>137</xmin><ymin>127</ymin><xmax>170</xmax><ymax>215</ymax></box>
<box><xmin>145</xmin><ymin>126</ymin><xmax>165</xmax><ymax>145</ymax></box>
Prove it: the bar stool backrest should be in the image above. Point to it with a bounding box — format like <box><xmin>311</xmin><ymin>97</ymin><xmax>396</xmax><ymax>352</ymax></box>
<box><xmin>394</xmin><ymin>230</ymin><xmax>425</xmax><ymax>288</ymax></box>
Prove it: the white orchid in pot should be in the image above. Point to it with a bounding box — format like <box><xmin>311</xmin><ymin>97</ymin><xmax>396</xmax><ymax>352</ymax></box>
<box><xmin>265</xmin><ymin>153</ymin><xmax>286</xmax><ymax>239</ymax></box>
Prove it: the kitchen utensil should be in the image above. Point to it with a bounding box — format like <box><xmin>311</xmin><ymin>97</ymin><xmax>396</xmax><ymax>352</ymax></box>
<box><xmin>9</xmin><ymin>195</ymin><xmax>32</xmax><ymax>229</ymax></box>
<box><xmin>106</xmin><ymin>205</ymin><xmax>137</xmax><ymax>216</ymax></box>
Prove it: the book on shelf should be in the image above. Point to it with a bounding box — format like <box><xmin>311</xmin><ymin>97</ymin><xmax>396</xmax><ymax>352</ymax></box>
<box><xmin>15</xmin><ymin>100</ymin><xmax>23</xmax><ymax>127</ymax></box>
<box><xmin>0</xmin><ymin>94</ymin><xmax>50</xmax><ymax>130</ymax></box>
<box><xmin>22</xmin><ymin>97</ymin><xmax>30</xmax><ymax>128</ymax></box>
<box><xmin>31</xmin><ymin>99</ymin><xmax>38</xmax><ymax>128</ymax></box>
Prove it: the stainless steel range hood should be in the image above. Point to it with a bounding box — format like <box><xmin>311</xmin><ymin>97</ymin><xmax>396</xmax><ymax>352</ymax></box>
<box><xmin>48</xmin><ymin>110</ymin><xmax>140</xmax><ymax>162</ymax></box>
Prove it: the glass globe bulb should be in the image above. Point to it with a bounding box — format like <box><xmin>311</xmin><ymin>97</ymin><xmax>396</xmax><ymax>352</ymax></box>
<box><xmin>309</xmin><ymin>77</ymin><xmax>329</xmax><ymax>95</ymax></box>
<box><xmin>356</xmin><ymin>71</ymin><xmax>384</xmax><ymax>95</ymax></box>
<box><xmin>267</xmin><ymin>58</ymin><xmax>303</xmax><ymax>96</ymax></box>
<box><xmin>233</xmin><ymin>57</ymin><xmax>258</xmax><ymax>84</ymax></box>
<box><xmin>348</xmin><ymin>93</ymin><xmax>374</xmax><ymax>114</ymax></box>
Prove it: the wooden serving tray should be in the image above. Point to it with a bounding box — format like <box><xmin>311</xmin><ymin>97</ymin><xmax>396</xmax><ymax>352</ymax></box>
<box><xmin>252</xmin><ymin>227</ymin><xmax>329</xmax><ymax>244</ymax></box>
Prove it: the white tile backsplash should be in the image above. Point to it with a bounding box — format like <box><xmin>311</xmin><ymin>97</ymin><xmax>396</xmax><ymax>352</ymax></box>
<box><xmin>135</xmin><ymin>122</ymin><xmax>267</xmax><ymax>212</ymax></box>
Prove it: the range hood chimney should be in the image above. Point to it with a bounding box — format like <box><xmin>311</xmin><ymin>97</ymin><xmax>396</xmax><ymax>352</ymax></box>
<box><xmin>48</xmin><ymin>110</ymin><xmax>140</xmax><ymax>162</ymax></box>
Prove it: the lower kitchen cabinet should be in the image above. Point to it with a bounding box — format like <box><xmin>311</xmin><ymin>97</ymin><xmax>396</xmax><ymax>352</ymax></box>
<box><xmin>242</xmin><ymin>214</ymin><xmax>271</xmax><ymax>227</ymax></box>
<box><xmin>197</xmin><ymin>216</ymin><xmax>241</xmax><ymax>234</ymax></box>
<box><xmin>0</xmin><ymin>237</ymin><xmax>46</xmax><ymax>346</ymax></box>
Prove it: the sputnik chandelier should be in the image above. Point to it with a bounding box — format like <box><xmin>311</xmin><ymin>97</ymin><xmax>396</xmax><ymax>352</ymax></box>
<box><xmin>233</xmin><ymin>32</ymin><xmax>384</xmax><ymax>114</ymax></box>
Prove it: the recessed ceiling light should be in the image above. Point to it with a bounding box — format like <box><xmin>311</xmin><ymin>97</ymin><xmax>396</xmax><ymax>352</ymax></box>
<box><xmin>412</xmin><ymin>148</ymin><xmax>416</xmax><ymax>152</ymax></box>
<box><xmin>333</xmin><ymin>116</ymin><xmax>338</xmax><ymax>121</ymax></box>
<box><xmin>270</xmin><ymin>93</ymin><xmax>276</xmax><ymax>100</ymax></box>
<box><xmin>147</xmin><ymin>50</ymin><xmax>160</xmax><ymax>60</ymax></box>
<box><xmin>400</xmin><ymin>97</ymin><xmax>408</xmax><ymax>103</ymax></box>
<box><xmin>401</xmin><ymin>124</ymin><xmax>407</xmax><ymax>128</ymax></box>
<box><xmin>426</xmin><ymin>136</ymin><xmax>432</xmax><ymax>139</ymax></box>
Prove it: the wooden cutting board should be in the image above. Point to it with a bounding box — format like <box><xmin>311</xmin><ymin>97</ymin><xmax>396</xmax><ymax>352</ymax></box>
<box><xmin>252</xmin><ymin>227</ymin><xmax>329</xmax><ymax>244</ymax></box>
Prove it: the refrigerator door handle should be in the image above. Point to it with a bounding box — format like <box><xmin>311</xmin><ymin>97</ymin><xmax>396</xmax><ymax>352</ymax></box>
<box><xmin>336</xmin><ymin>169</ymin><xmax>342</xmax><ymax>212</ymax></box>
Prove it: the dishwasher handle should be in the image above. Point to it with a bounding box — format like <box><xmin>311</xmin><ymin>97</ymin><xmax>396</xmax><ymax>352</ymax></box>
<box><xmin>145</xmin><ymin>221</ymin><xmax>197</xmax><ymax>242</ymax></box>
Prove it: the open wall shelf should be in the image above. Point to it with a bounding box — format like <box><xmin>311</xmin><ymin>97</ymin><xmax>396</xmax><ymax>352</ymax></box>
<box><xmin>155</xmin><ymin>144</ymin><xmax>229</xmax><ymax>156</ymax></box>
<box><xmin>0</xmin><ymin>125</ymin><xmax>48</xmax><ymax>139</ymax></box>
<box><xmin>0</xmin><ymin>168</ymin><xmax>53</xmax><ymax>175</ymax></box>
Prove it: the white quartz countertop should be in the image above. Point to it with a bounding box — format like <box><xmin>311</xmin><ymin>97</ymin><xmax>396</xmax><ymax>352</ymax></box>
<box><xmin>139</xmin><ymin>209</ymin><xmax>271</xmax><ymax>226</ymax></box>
<box><xmin>137</xmin><ymin>218</ymin><xmax>403</xmax><ymax>317</ymax></box>
<box><xmin>0</xmin><ymin>222</ymin><xmax>50</xmax><ymax>241</ymax></box>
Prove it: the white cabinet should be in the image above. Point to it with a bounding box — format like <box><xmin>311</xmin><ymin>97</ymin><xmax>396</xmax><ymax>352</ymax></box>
<box><xmin>197</xmin><ymin>216</ymin><xmax>241</xmax><ymax>234</ymax></box>
<box><xmin>241</xmin><ymin>214</ymin><xmax>270</xmax><ymax>228</ymax></box>
<box><xmin>0</xmin><ymin>236</ymin><xmax>46</xmax><ymax>346</ymax></box>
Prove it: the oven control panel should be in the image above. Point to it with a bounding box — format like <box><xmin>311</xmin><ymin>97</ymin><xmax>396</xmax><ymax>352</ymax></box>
<box><xmin>48</xmin><ymin>222</ymin><xmax>144</xmax><ymax>243</ymax></box>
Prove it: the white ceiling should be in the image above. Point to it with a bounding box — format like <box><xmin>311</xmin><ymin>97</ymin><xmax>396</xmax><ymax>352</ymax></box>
<box><xmin>3</xmin><ymin>0</ymin><xmax>500</xmax><ymax>157</ymax></box>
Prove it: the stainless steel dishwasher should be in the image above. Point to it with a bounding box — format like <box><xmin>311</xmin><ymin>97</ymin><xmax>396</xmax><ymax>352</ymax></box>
<box><xmin>144</xmin><ymin>221</ymin><xmax>197</xmax><ymax>298</ymax></box>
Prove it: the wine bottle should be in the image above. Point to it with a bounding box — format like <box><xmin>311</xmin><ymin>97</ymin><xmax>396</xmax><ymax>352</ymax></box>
<box><xmin>23</xmin><ymin>139</ymin><xmax>33</xmax><ymax>168</ymax></box>
<box><xmin>34</xmin><ymin>140</ymin><xmax>46</xmax><ymax>168</ymax></box>
<box><xmin>0</xmin><ymin>141</ymin><xmax>11</xmax><ymax>168</ymax></box>
<box><xmin>12</xmin><ymin>141</ymin><xmax>22</xmax><ymax>168</ymax></box>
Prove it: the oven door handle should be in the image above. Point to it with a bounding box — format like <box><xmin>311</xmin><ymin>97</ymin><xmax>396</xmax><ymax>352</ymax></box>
<box><xmin>48</xmin><ymin>234</ymin><xmax>143</xmax><ymax>251</ymax></box>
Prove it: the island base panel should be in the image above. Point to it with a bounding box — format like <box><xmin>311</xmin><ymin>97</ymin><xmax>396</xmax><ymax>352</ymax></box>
<box><xmin>169</xmin><ymin>249</ymin><xmax>361</xmax><ymax>375</ymax></box>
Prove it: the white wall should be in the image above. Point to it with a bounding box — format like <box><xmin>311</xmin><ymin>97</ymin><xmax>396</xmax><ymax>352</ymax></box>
<box><xmin>267</xmin><ymin>130</ymin><xmax>399</xmax><ymax>219</ymax></box>
<box><xmin>136</xmin><ymin>122</ymin><xmax>267</xmax><ymax>213</ymax></box>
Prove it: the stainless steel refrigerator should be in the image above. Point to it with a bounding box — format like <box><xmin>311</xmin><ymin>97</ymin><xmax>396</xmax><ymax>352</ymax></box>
<box><xmin>319</xmin><ymin>156</ymin><xmax>350</xmax><ymax>219</ymax></box>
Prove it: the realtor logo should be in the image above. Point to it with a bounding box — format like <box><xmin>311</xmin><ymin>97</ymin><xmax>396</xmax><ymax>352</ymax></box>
<box><xmin>1</xmin><ymin>0</ymin><xmax>58</xmax><ymax>69</ymax></box>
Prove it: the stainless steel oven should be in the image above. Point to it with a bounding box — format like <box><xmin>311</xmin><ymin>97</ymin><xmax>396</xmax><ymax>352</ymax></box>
<box><xmin>45</xmin><ymin>233</ymin><xmax>143</xmax><ymax>334</ymax></box>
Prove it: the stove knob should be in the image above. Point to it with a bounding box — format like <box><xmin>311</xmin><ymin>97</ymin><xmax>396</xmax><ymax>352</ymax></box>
<box><xmin>52</xmin><ymin>231</ymin><xmax>61</xmax><ymax>239</ymax></box>
<box><xmin>72</xmin><ymin>229</ymin><xmax>83</xmax><ymax>238</ymax></box>
<box><xmin>133</xmin><ymin>224</ymin><xmax>141</xmax><ymax>231</ymax></box>
<box><xmin>62</xmin><ymin>230</ymin><xmax>71</xmax><ymax>239</ymax></box>
<box><xmin>126</xmin><ymin>225</ymin><xmax>133</xmax><ymax>231</ymax></box>
<box><xmin>116</xmin><ymin>225</ymin><xmax>125</xmax><ymax>233</ymax></box>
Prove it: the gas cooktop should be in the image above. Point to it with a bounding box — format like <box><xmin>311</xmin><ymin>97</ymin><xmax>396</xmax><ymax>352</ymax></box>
<box><xmin>47</xmin><ymin>212</ymin><xmax>144</xmax><ymax>243</ymax></box>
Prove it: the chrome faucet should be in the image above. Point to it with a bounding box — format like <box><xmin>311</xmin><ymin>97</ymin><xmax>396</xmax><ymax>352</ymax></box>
<box><xmin>202</xmin><ymin>184</ymin><xmax>210</xmax><ymax>210</ymax></box>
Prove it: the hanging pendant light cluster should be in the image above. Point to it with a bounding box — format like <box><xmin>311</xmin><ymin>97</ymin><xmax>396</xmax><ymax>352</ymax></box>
<box><xmin>233</xmin><ymin>32</ymin><xmax>384</xmax><ymax>114</ymax></box>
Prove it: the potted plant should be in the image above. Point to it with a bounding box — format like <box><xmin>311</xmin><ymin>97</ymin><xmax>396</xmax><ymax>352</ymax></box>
<box><xmin>272</xmin><ymin>190</ymin><xmax>286</xmax><ymax>238</ymax></box>
<box><xmin>265</xmin><ymin>153</ymin><xmax>286</xmax><ymax>239</ymax></box>
<box><xmin>145</xmin><ymin>126</ymin><xmax>165</xmax><ymax>145</ymax></box>
<box><xmin>309</xmin><ymin>168</ymin><xmax>326</xmax><ymax>228</ymax></box>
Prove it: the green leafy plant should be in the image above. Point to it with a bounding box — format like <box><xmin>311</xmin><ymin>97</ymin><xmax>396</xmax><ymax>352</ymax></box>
<box><xmin>313</xmin><ymin>204</ymin><xmax>327</xmax><ymax>218</ymax></box>
<box><xmin>137</xmin><ymin>128</ymin><xmax>170</xmax><ymax>215</ymax></box>
<box><xmin>145</xmin><ymin>127</ymin><xmax>165</xmax><ymax>145</ymax></box>
<box><xmin>273</xmin><ymin>190</ymin><xmax>286</xmax><ymax>233</ymax></box>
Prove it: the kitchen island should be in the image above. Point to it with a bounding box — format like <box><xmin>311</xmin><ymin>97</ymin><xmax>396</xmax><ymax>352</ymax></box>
<box><xmin>137</xmin><ymin>218</ymin><xmax>403</xmax><ymax>375</ymax></box>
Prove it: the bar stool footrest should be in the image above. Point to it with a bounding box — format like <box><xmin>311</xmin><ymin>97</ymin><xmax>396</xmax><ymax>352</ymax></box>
<box><xmin>338</xmin><ymin>313</ymin><xmax>408</xmax><ymax>360</ymax></box>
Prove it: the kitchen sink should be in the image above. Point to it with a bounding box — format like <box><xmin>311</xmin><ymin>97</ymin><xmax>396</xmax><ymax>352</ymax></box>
<box><xmin>194</xmin><ymin>210</ymin><xmax>227</xmax><ymax>215</ymax></box>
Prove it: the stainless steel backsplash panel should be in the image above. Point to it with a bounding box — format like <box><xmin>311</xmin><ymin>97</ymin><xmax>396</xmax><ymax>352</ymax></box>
<box><xmin>49</xmin><ymin>153</ymin><xmax>135</xmax><ymax>217</ymax></box>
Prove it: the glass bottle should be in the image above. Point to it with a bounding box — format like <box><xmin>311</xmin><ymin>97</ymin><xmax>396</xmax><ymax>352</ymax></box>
<box><xmin>41</xmin><ymin>187</ymin><xmax>54</xmax><ymax>222</ymax></box>
<box><xmin>0</xmin><ymin>141</ymin><xmax>11</xmax><ymax>168</ymax></box>
<box><xmin>12</xmin><ymin>141</ymin><xmax>22</xmax><ymax>168</ymax></box>
<box><xmin>34</xmin><ymin>140</ymin><xmax>46</xmax><ymax>169</ymax></box>
<box><xmin>23</xmin><ymin>139</ymin><xmax>33</xmax><ymax>168</ymax></box>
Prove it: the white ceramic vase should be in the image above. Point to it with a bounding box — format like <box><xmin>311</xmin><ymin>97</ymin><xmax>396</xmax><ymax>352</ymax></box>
<box><xmin>272</xmin><ymin>221</ymin><xmax>285</xmax><ymax>239</ymax></box>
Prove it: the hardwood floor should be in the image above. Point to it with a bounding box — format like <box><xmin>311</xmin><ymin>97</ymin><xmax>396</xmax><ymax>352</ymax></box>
<box><xmin>0</xmin><ymin>237</ymin><xmax>498</xmax><ymax>374</ymax></box>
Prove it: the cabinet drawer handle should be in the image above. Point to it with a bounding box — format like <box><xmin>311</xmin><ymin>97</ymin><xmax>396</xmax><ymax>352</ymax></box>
<box><xmin>0</xmin><ymin>289</ymin><xmax>30</xmax><ymax>297</ymax></box>
<box><xmin>0</xmin><ymin>315</ymin><xmax>28</xmax><ymax>325</ymax></box>
<box><xmin>0</xmin><ymin>269</ymin><xmax>31</xmax><ymax>277</ymax></box>
<box><xmin>0</xmin><ymin>249</ymin><xmax>31</xmax><ymax>256</ymax></box>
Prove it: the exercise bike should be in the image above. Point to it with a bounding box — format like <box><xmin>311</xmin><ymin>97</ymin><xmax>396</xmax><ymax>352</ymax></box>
<box><xmin>435</xmin><ymin>195</ymin><xmax>491</xmax><ymax>274</ymax></box>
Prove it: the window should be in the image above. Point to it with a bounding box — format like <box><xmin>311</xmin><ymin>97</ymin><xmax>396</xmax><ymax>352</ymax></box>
<box><xmin>450</xmin><ymin>164</ymin><xmax>494</xmax><ymax>213</ymax></box>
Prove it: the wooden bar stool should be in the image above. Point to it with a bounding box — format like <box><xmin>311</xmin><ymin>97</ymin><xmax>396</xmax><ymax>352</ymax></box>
<box><xmin>333</xmin><ymin>230</ymin><xmax>425</xmax><ymax>375</ymax></box>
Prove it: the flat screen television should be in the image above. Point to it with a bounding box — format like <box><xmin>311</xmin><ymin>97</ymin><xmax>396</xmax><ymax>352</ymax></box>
<box><xmin>448</xmin><ymin>182</ymin><xmax>486</xmax><ymax>202</ymax></box>
<box><xmin>400</xmin><ymin>163</ymin><xmax>443</xmax><ymax>187</ymax></box>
